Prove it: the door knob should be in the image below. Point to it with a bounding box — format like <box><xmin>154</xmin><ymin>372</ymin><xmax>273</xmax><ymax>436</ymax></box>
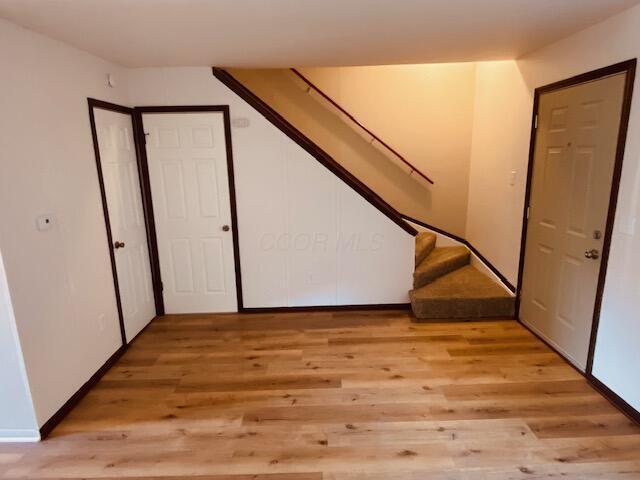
<box><xmin>222</xmin><ymin>225</ymin><xmax>230</xmax><ymax>232</ymax></box>
<box><xmin>584</xmin><ymin>249</ymin><xmax>599</xmax><ymax>259</ymax></box>
<box><xmin>114</xmin><ymin>241</ymin><xmax>126</xmax><ymax>249</ymax></box>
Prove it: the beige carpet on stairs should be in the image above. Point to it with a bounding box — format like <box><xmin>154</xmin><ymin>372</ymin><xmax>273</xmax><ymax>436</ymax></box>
<box><xmin>410</xmin><ymin>232</ymin><xmax>515</xmax><ymax>320</ymax></box>
<box><xmin>413</xmin><ymin>246</ymin><xmax>470</xmax><ymax>288</ymax></box>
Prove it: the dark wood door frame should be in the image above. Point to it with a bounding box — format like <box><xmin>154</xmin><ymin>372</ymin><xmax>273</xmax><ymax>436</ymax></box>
<box><xmin>88</xmin><ymin>98</ymin><xmax>162</xmax><ymax>345</ymax></box>
<box><xmin>514</xmin><ymin>59</ymin><xmax>638</xmax><ymax>422</ymax></box>
<box><xmin>133</xmin><ymin>105</ymin><xmax>244</xmax><ymax>313</ymax></box>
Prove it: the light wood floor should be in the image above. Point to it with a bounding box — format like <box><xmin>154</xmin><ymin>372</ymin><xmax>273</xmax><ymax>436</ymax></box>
<box><xmin>2</xmin><ymin>310</ymin><xmax>640</xmax><ymax>479</ymax></box>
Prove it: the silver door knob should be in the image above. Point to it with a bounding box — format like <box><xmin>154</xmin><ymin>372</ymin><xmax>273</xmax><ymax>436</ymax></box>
<box><xmin>114</xmin><ymin>241</ymin><xmax>125</xmax><ymax>249</ymax></box>
<box><xmin>222</xmin><ymin>225</ymin><xmax>230</xmax><ymax>232</ymax></box>
<box><xmin>584</xmin><ymin>249</ymin><xmax>599</xmax><ymax>259</ymax></box>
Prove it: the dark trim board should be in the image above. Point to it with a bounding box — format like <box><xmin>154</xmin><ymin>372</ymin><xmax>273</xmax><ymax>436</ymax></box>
<box><xmin>466</xmin><ymin>243</ymin><xmax>516</xmax><ymax>294</ymax></box>
<box><xmin>38</xmin><ymin>313</ymin><xmax>159</xmax><ymax>439</ymax></box>
<box><xmin>400</xmin><ymin>214</ymin><xmax>466</xmax><ymax>244</ymax></box>
<box><xmin>212</xmin><ymin>67</ymin><xmax>418</xmax><ymax>236</ymax></box>
<box><xmin>87</xmin><ymin>98</ymin><xmax>132</xmax><ymax>344</ymax></box>
<box><xmin>88</xmin><ymin>98</ymin><xmax>163</xmax><ymax>329</ymax></box>
<box><xmin>515</xmin><ymin>59</ymin><xmax>638</xmax><ymax>423</ymax></box>
<box><xmin>39</xmin><ymin>345</ymin><xmax>126</xmax><ymax>439</ymax></box>
<box><xmin>585</xmin><ymin>60</ymin><xmax>636</xmax><ymax>373</ymax></box>
<box><xmin>242</xmin><ymin>303</ymin><xmax>411</xmax><ymax>314</ymax></box>
<box><xmin>517</xmin><ymin>316</ymin><xmax>640</xmax><ymax>426</ymax></box>
<box><xmin>402</xmin><ymin>214</ymin><xmax>516</xmax><ymax>294</ymax></box>
<box><xmin>589</xmin><ymin>375</ymin><xmax>640</xmax><ymax>425</ymax></box>
<box><xmin>133</xmin><ymin>105</ymin><xmax>245</xmax><ymax>311</ymax></box>
<box><xmin>131</xmin><ymin>112</ymin><xmax>165</xmax><ymax>315</ymax></box>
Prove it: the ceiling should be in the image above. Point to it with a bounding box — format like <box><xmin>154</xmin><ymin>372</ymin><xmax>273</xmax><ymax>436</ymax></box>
<box><xmin>1</xmin><ymin>0</ymin><xmax>638</xmax><ymax>68</ymax></box>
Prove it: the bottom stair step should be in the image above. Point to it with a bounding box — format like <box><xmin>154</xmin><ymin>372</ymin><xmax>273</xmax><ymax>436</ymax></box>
<box><xmin>410</xmin><ymin>265</ymin><xmax>515</xmax><ymax>320</ymax></box>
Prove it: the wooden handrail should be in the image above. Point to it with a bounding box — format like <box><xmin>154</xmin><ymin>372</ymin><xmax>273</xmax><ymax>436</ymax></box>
<box><xmin>290</xmin><ymin>68</ymin><xmax>435</xmax><ymax>185</ymax></box>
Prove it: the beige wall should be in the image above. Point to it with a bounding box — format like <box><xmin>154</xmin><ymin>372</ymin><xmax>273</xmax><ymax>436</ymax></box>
<box><xmin>465</xmin><ymin>61</ymin><xmax>533</xmax><ymax>285</ymax></box>
<box><xmin>299</xmin><ymin>64</ymin><xmax>476</xmax><ymax>237</ymax></box>
<box><xmin>229</xmin><ymin>65</ymin><xmax>476</xmax><ymax>237</ymax></box>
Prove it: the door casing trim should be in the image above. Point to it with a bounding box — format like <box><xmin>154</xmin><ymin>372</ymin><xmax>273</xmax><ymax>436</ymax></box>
<box><xmin>515</xmin><ymin>59</ymin><xmax>638</xmax><ymax>423</ymax></box>
<box><xmin>133</xmin><ymin>105</ymin><xmax>244</xmax><ymax>313</ymax></box>
<box><xmin>88</xmin><ymin>98</ymin><xmax>160</xmax><ymax>344</ymax></box>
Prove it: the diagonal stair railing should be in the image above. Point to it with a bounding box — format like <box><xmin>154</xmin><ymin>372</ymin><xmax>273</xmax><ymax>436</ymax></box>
<box><xmin>290</xmin><ymin>68</ymin><xmax>435</xmax><ymax>185</ymax></box>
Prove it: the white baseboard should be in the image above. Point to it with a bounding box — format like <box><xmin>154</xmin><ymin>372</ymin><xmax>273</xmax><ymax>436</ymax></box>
<box><xmin>0</xmin><ymin>429</ymin><xmax>40</xmax><ymax>442</ymax></box>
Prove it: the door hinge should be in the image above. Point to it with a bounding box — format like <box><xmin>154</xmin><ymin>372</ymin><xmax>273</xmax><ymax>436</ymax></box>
<box><xmin>144</xmin><ymin>132</ymin><xmax>150</xmax><ymax>144</ymax></box>
<box><xmin>526</xmin><ymin>206</ymin><xmax>531</xmax><ymax>220</ymax></box>
<box><xmin>534</xmin><ymin>114</ymin><xmax>538</xmax><ymax>129</ymax></box>
<box><xmin>159</xmin><ymin>281</ymin><xmax>164</xmax><ymax>292</ymax></box>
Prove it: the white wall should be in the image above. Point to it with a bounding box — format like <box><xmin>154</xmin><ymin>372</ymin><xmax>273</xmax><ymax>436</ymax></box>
<box><xmin>0</xmin><ymin>18</ymin><xmax>128</xmax><ymax>428</ymax></box>
<box><xmin>0</xmin><ymin>250</ymin><xmax>39</xmax><ymax>441</ymax></box>
<box><xmin>126</xmin><ymin>67</ymin><xmax>414</xmax><ymax>307</ymax></box>
<box><xmin>515</xmin><ymin>3</ymin><xmax>640</xmax><ymax>412</ymax></box>
<box><xmin>465</xmin><ymin>61</ymin><xmax>533</xmax><ymax>285</ymax></box>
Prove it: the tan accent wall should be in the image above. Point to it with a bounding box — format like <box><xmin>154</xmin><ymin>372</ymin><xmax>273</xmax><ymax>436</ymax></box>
<box><xmin>465</xmin><ymin>61</ymin><xmax>533</xmax><ymax>285</ymax></box>
<box><xmin>228</xmin><ymin>65</ymin><xmax>476</xmax><ymax>236</ymax></box>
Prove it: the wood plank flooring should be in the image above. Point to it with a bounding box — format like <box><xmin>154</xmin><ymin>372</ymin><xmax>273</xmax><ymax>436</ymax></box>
<box><xmin>2</xmin><ymin>310</ymin><xmax>639</xmax><ymax>479</ymax></box>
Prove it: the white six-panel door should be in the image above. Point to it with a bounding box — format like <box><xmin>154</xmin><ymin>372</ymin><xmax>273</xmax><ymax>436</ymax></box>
<box><xmin>94</xmin><ymin>108</ymin><xmax>156</xmax><ymax>342</ymax></box>
<box><xmin>520</xmin><ymin>73</ymin><xmax>625</xmax><ymax>370</ymax></box>
<box><xmin>143</xmin><ymin>112</ymin><xmax>237</xmax><ymax>313</ymax></box>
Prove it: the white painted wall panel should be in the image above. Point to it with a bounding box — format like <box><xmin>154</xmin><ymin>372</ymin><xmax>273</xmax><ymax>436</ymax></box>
<box><xmin>234</xmin><ymin>121</ymin><xmax>289</xmax><ymax>308</ymax></box>
<box><xmin>284</xmin><ymin>141</ymin><xmax>338</xmax><ymax>307</ymax></box>
<box><xmin>337</xmin><ymin>181</ymin><xmax>415</xmax><ymax>305</ymax></box>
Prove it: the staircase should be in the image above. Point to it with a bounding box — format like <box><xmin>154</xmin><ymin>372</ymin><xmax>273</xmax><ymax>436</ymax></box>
<box><xmin>410</xmin><ymin>232</ymin><xmax>515</xmax><ymax>320</ymax></box>
<box><xmin>213</xmin><ymin>68</ymin><xmax>516</xmax><ymax>321</ymax></box>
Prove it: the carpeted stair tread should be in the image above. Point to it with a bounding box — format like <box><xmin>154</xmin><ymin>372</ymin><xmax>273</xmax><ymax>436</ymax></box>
<box><xmin>413</xmin><ymin>246</ymin><xmax>470</xmax><ymax>288</ymax></box>
<box><xmin>410</xmin><ymin>265</ymin><xmax>515</xmax><ymax>320</ymax></box>
<box><xmin>415</xmin><ymin>232</ymin><xmax>436</xmax><ymax>266</ymax></box>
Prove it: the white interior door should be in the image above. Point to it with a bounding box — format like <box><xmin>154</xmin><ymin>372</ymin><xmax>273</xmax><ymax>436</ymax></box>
<box><xmin>520</xmin><ymin>73</ymin><xmax>626</xmax><ymax>370</ymax></box>
<box><xmin>143</xmin><ymin>111</ymin><xmax>238</xmax><ymax>314</ymax></box>
<box><xmin>94</xmin><ymin>108</ymin><xmax>156</xmax><ymax>342</ymax></box>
